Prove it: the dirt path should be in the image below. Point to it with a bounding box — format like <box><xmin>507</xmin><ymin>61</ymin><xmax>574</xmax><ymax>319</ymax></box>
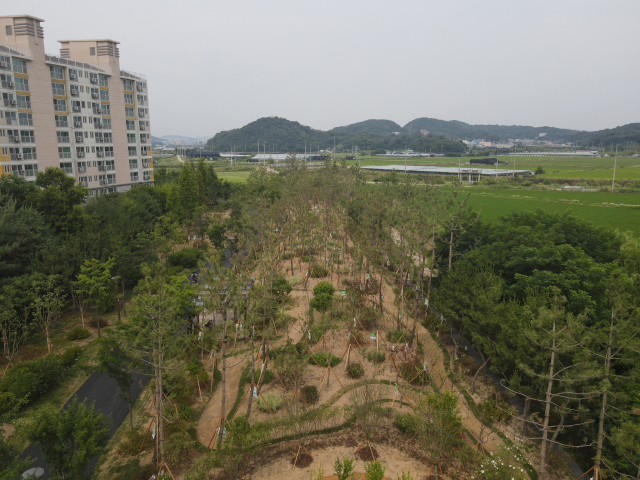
<box><xmin>196</xmin><ymin>356</ymin><xmax>245</xmax><ymax>446</ymax></box>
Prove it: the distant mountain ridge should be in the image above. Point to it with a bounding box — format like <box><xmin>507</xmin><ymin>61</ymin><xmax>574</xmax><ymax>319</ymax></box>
<box><xmin>205</xmin><ymin>117</ymin><xmax>639</xmax><ymax>151</ymax></box>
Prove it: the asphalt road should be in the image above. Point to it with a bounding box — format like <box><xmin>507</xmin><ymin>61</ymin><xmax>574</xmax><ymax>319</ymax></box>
<box><xmin>19</xmin><ymin>369</ymin><xmax>148</xmax><ymax>479</ymax></box>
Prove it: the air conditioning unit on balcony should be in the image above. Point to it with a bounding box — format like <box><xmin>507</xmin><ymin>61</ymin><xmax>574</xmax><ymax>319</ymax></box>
<box><xmin>96</xmin><ymin>109</ymin><xmax>102</xmax><ymax>114</ymax></box>
<box><xmin>7</xmin><ymin>81</ymin><xmax>14</xmax><ymax>88</ymax></box>
<box><xmin>16</xmin><ymin>153</ymin><xmax>23</xmax><ymax>159</ymax></box>
<box><xmin>138</xmin><ymin>112</ymin><xmax>144</xmax><ymax>118</ymax></box>
<box><xmin>73</xmin><ymin>106</ymin><xmax>81</xmax><ymax>112</ymax></box>
<box><xmin>91</xmin><ymin>93</ymin><xmax>99</xmax><ymax>99</ymax></box>
<box><xmin>91</xmin><ymin>77</ymin><xmax>98</xmax><ymax>84</ymax></box>
<box><xmin>13</xmin><ymin>136</ymin><xmax>20</xmax><ymax>142</ymax></box>
<box><xmin>96</xmin><ymin>123</ymin><xmax>102</xmax><ymax>129</ymax></box>
<box><xmin>0</xmin><ymin>61</ymin><xmax>8</xmax><ymax>68</ymax></box>
<box><xmin>70</xmin><ymin>73</ymin><xmax>77</xmax><ymax>80</ymax></box>
<box><xmin>97</xmin><ymin>152</ymin><xmax>104</xmax><ymax>158</ymax></box>
<box><xmin>142</xmin><ymin>162</ymin><xmax>149</xmax><ymax>168</ymax></box>
<box><xmin>99</xmin><ymin>179</ymin><xmax>107</xmax><ymax>185</ymax></box>
<box><xmin>74</xmin><ymin>121</ymin><xmax>82</xmax><ymax>127</ymax></box>
<box><xmin>17</xmin><ymin>170</ymin><xmax>25</xmax><ymax>176</ymax></box>
<box><xmin>141</xmin><ymin>137</ymin><xmax>147</xmax><ymax>143</ymax></box>
<box><xmin>10</xmin><ymin>99</ymin><xmax>17</xmax><ymax>106</ymax></box>
<box><xmin>77</xmin><ymin>152</ymin><xmax>85</xmax><ymax>158</ymax></box>
<box><xmin>140</xmin><ymin>124</ymin><xmax>146</xmax><ymax>130</ymax></box>
<box><xmin>71</xmin><ymin>89</ymin><xmax>78</xmax><ymax>96</ymax></box>
<box><xmin>78</xmin><ymin>166</ymin><xmax>86</xmax><ymax>172</ymax></box>
<box><xmin>137</xmin><ymin>84</ymin><xmax>143</xmax><ymax>91</ymax></box>
<box><xmin>143</xmin><ymin>175</ymin><xmax>151</xmax><ymax>181</ymax></box>
<box><xmin>76</xmin><ymin>135</ymin><xmax>83</xmax><ymax>142</ymax></box>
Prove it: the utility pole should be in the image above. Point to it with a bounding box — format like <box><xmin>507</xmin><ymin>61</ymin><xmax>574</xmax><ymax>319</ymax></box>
<box><xmin>612</xmin><ymin>144</ymin><xmax>618</xmax><ymax>193</ymax></box>
<box><xmin>404</xmin><ymin>143</ymin><xmax>407</xmax><ymax>174</ymax></box>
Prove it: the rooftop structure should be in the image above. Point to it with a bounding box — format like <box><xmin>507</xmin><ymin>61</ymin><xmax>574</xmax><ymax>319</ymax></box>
<box><xmin>362</xmin><ymin>164</ymin><xmax>534</xmax><ymax>181</ymax></box>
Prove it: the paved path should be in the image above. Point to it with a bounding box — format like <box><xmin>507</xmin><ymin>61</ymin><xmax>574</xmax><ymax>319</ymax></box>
<box><xmin>19</xmin><ymin>370</ymin><xmax>148</xmax><ymax>479</ymax></box>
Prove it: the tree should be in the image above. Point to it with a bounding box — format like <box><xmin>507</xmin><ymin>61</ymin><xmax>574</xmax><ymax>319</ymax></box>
<box><xmin>611</xmin><ymin>421</ymin><xmax>640</xmax><ymax>480</ymax></box>
<box><xmin>0</xmin><ymin>278</ymin><xmax>34</xmax><ymax>369</ymax></box>
<box><xmin>0</xmin><ymin>426</ymin><xmax>31</xmax><ymax>480</ymax></box>
<box><xmin>33</xmin><ymin>275</ymin><xmax>66</xmax><ymax>355</ymax></box>
<box><xmin>26</xmin><ymin>398</ymin><xmax>109</xmax><ymax>480</ymax></box>
<box><xmin>75</xmin><ymin>258</ymin><xmax>117</xmax><ymax>338</ymax></box>
<box><xmin>168</xmin><ymin>161</ymin><xmax>201</xmax><ymax>221</ymax></box>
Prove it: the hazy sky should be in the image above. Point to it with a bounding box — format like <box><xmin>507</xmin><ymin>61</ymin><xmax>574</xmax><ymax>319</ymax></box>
<box><xmin>5</xmin><ymin>0</ymin><xmax>639</xmax><ymax>137</ymax></box>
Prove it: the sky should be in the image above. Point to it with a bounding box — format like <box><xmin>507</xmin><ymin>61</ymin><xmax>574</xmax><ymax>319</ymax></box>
<box><xmin>6</xmin><ymin>0</ymin><xmax>639</xmax><ymax>138</ymax></box>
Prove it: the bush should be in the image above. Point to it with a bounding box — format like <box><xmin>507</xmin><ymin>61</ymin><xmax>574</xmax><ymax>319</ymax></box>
<box><xmin>346</xmin><ymin>362</ymin><xmax>364</xmax><ymax>379</ymax></box>
<box><xmin>67</xmin><ymin>327</ymin><xmax>90</xmax><ymax>341</ymax></box>
<box><xmin>387</xmin><ymin>329</ymin><xmax>405</xmax><ymax>343</ymax></box>
<box><xmin>313</xmin><ymin>281</ymin><xmax>335</xmax><ymax>297</ymax></box>
<box><xmin>165</xmin><ymin>430</ymin><xmax>194</xmax><ymax>465</ymax></box>
<box><xmin>309</xmin><ymin>264</ymin><xmax>328</xmax><ymax>278</ymax></box>
<box><xmin>167</xmin><ymin>265</ymin><xmax>183</xmax><ymax>276</ymax></box>
<box><xmin>349</xmin><ymin>330</ymin><xmax>364</xmax><ymax>347</ymax></box>
<box><xmin>310</xmin><ymin>293</ymin><xmax>333</xmax><ymax>312</ymax></box>
<box><xmin>365</xmin><ymin>460</ymin><xmax>386</xmax><ymax>480</ymax></box>
<box><xmin>168</xmin><ymin>247</ymin><xmax>201</xmax><ymax>268</ymax></box>
<box><xmin>365</xmin><ymin>350</ymin><xmax>386</xmax><ymax>365</ymax></box>
<box><xmin>272</xmin><ymin>278</ymin><xmax>293</xmax><ymax>299</ymax></box>
<box><xmin>309</xmin><ymin>353</ymin><xmax>341</xmax><ymax>368</ymax></box>
<box><xmin>400</xmin><ymin>357</ymin><xmax>428</xmax><ymax>385</ymax></box>
<box><xmin>300</xmin><ymin>385</ymin><xmax>319</xmax><ymax>405</ymax></box>
<box><xmin>257</xmin><ymin>391</ymin><xmax>283</xmax><ymax>412</ymax></box>
<box><xmin>0</xmin><ymin>356</ymin><xmax>65</xmax><ymax>410</ymax></box>
<box><xmin>116</xmin><ymin>428</ymin><xmax>152</xmax><ymax>457</ymax></box>
<box><xmin>301</xmin><ymin>255</ymin><xmax>310</xmax><ymax>263</ymax></box>
<box><xmin>61</xmin><ymin>347</ymin><xmax>82</xmax><ymax>367</ymax></box>
<box><xmin>394</xmin><ymin>412</ymin><xmax>418</xmax><ymax>434</ymax></box>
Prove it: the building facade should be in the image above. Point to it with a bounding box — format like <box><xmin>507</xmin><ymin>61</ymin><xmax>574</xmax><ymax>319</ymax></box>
<box><xmin>0</xmin><ymin>15</ymin><xmax>153</xmax><ymax>195</ymax></box>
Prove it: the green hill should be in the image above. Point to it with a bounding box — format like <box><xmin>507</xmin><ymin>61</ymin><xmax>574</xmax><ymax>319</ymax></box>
<box><xmin>330</xmin><ymin>119</ymin><xmax>404</xmax><ymax>135</ymax></box>
<box><xmin>403</xmin><ymin>117</ymin><xmax>499</xmax><ymax>141</ymax></box>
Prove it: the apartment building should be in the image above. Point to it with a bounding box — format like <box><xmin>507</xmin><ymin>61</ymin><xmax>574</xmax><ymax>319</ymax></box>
<box><xmin>0</xmin><ymin>15</ymin><xmax>153</xmax><ymax>195</ymax></box>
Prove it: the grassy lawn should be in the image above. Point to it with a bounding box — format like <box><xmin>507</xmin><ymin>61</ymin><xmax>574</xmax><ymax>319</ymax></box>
<box><xmin>217</xmin><ymin>170</ymin><xmax>251</xmax><ymax>183</ymax></box>
<box><xmin>457</xmin><ymin>187</ymin><xmax>640</xmax><ymax>235</ymax></box>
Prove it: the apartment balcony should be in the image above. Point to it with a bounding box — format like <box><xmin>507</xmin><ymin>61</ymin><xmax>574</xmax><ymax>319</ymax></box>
<box><xmin>19</xmin><ymin>119</ymin><xmax>33</xmax><ymax>126</ymax></box>
<box><xmin>59</xmin><ymin>153</ymin><xmax>72</xmax><ymax>159</ymax></box>
<box><xmin>1</xmin><ymin>80</ymin><xmax>14</xmax><ymax>89</ymax></box>
<box><xmin>53</xmin><ymin>105</ymin><xmax>68</xmax><ymax>112</ymax></box>
<box><xmin>127</xmin><ymin>124</ymin><xmax>135</xmax><ymax>131</ymax></box>
<box><xmin>5</xmin><ymin>118</ymin><xmax>17</xmax><ymax>126</ymax></box>
<box><xmin>25</xmin><ymin>170</ymin><xmax>37</xmax><ymax>178</ymax></box>
<box><xmin>3</xmin><ymin>99</ymin><xmax>17</xmax><ymax>107</ymax></box>
<box><xmin>10</xmin><ymin>154</ymin><xmax>22</xmax><ymax>161</ymax></box>
<box><xmin>21</xmin><ymin>136</ymin><xmax>36</xmax><ymax>143</ymax></box>
<box><xmin>23</xmin><ymin>153</ymin><xmax>37</xmax><ymax>160</ymax></box>
<box><xmin>18</xmin><ymin>101</ymin><xmax>32</xmax><ymax>109</ymax></box>
<box><xmin>105</xmin><ymin>152</ymin><xmax>114</xmax><ymax>157</ymax></box>
<box><xmin>61</xmin><ymin>166</ymin><xmax>73</xmax><ymax>174</ymax></box>
<box><xmin>50</xmin><ymin>72</ymin><xmax>64</xmax><ymax>80</ymax></box>
<box><xmin>107</xmin><ymin>178</ymin><xmax>116</xmax><ymax>184</ymax></box>
<box><xmin>143</xmin><ymin>175</ymin><xmax>152</xmax><ymax>181</ymax></box>
<box><xmin>79</xmin><ymin>181</ymin><xmax>88</xmax><ymax>187</ymax></box>
<box><xmin>56</xmin><ymin>121</ymin><xmax>69</xmax><ymax>128</ymax></box>
<box><xmin>57</xmin><ymin>136</ymin><xmax>70</xmax><ymax>143</ymax></box>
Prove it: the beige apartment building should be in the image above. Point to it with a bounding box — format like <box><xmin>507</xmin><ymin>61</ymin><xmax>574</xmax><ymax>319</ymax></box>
<box><xmin>0</xmin><ymin>14</ymin><xmax>153</xmax><ymax>195</ymax></box>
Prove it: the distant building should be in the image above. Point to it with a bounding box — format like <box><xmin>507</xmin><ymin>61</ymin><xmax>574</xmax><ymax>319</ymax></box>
<box><xmin>470</xmin><ymin>158</ymin><xmax>498</xmax><ymax>165</ymax></box>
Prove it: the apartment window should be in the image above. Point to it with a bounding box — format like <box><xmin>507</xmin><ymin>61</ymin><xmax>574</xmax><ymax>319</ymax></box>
<box><xmin>76</xmin><ymin>147</ymin><xmax>86</xmax><ymax>158</ymax></box>
<box><xmin>101</xmin><ymin>104</ymin><xmax>110</xmax><ymax>116</ymax></box>
<box><xmin>57</xmin><ymin>131</ymin><xmax>70</xmax><ymax>143</ymax></box>
<box><xmin>123</xmin><ymin>79</ymin><xmax>133</xmax><ymax>91</ymax></box>
<box><xmin>136</xmin><ymin>82</ymin><xmax>145</xmax><ymax>91</ymax></box>
<box><xmin>51</xmin><ymin>82</ymin><xmax>66</xmax><ymax>96</ymax></box>
<box><xmin>55</xmin><ymin>115</ymin><xmax>68</xmax><ymax>128</ymax></box>
<box><xmin>89</xmin><ymin>73</ymin><xmax>98</xmax><ymax>84</ymax></box>
<box><xmin>53</xmin><ymin>98</ymin><xmax>67</xmax><ymax>112</ymax></box>
<box><xmin>127</xmin><ymin>133</ymin><xmax>136</xmax><ymax>143</ymax></box>
<box><xmin>24</xmin><ymin>164</ymin><xmax>38</xmax><ymax>177</ymax></box>
<box><xmin>141</xmin><ymin>146</ymin><xmax>149</xmax><ymax>156</ymax></box>
<box><xmin>105</xmin><ymin>147</ymin><xmax>114</xmax><ymax>157</ymax></box>
<box><xmin>137</xmin><ymin>108</ymin><xmax>145</xmax><ymax>118</ymax></box>
<box><xmin>90</xmin><ymin>87</ymin><xmax>99</xmax><ymax>99</ymax></box>
<box><xmin>126</xmin><ymin>120</ymin><xmax>135</xmax><ymax>131</ymax></box>
<box><xmin>69</xmin><ymin>69</ymin><xmax>79</xmax><ymax>80</ymax></box>
<box><xmin>103</xmin><ymin>133</ymin><xmax>113</xmax><ymax>143</ymax></box>
<box><xmin>125</xmin><ymin>107</ymin><xmax>134</xmax><ymax>118</ymax></box>
<box><xmin>17</xmin><ymin>95</ymin><xmax>31</xmax><ymax>109</ymax></box>
<box><xmin>50</xmin><ymin>66</ymin><xmax>64</xmax><ymax>80</ymax></box>
<box><xmin>58</xmin><ymin>147</ymin><xmax>71</xmax><ymax>160</ymax></box>
<box><xmin>6</xmin><ymin>26</ymin><xmax>12</xmax><ymax>36</ymax></box>
<box><xmin>72</xmin><ymin>116</ymin><xmax>82</xmax><ymax>127</ymax></box>
<box><xmin>72</xmin><ymin>100</ymin><xmax>81</xmax><ymax>112</ymax></box>
<box><xmin>130</xmin><ymin>171</ymin><xmax>139</xmax><ymax>182</ymax></box>
<box><xmin>89</xmin><ymin>47</ymin><xmax>96</xmax><ymax>56</ymax></box>
<box><xmin>99</xmin><ymin>75</ymin><xmax>108</xmax><ymax>87</ymax></box>
<box><xmin>92</xmin><ymin>103</ymin><xmax>102</xmax><ymax>115</ymax></box>
<box><xmin>20</xmin><ymin>130</ymin><xmax>35</xmax><ymax>143</ymax></box>
<box><xmin>136</xmin><ymin>95</ymin><xmax>146</xmax><ymax>105</ymax></box>
<box><xmin>78</xmin><ymin>176</ymin><xmax>89</xmax><ymax>186</ymax></box>
<box><xmin>5</xmin><ymin>111</ymin><xmax>17</xmax><ymax>125</ymax></box>
<box><xmin>19</xmin><ymin>113</ymin><xmax>33</xmax><ymax>126</ymax></box>
<box><xmin>100</xmin><ymin>90</ymin><xmax>109</xmax><ymax>101</ymax></box>
<box><xmin>124</xmin><ymin>93</ymin><xmax>133</xmax><ymax>104</ymax></box>
<box><xmin>95</xmin><ymin>132</ymin><xmax>104</xmax><ymax>143</ymax></box>
<box><xmin>59</xmin><ymin>162</ymin><xmax>73</xmax><ymax>174</ymax></box>
<box><xmin>107</xmin><ymin>173</ymin><xmax>116</xmax><ymax>184</ymax></box>
<box><xmin>128</xmin><ymin>146</ymin><xmax>137</xmax><ymax>156</ymax></box>
<box><xmin>129</xmin><ymin>159</ymin><xmax>138</xmax><ymax>169</ymax></box>
<box><xmin>12</xmin><ymin>59</ymin><xmax>26</xmax><ymax>74</ymax></box>
<box><xmin>102</xmin><ymin>118</ymin><xmax>111</xmax><ymax>130</ymax></box>
<box><xmin>22</xmin><ymin>147</ymin><xmax>37</xmax><ymax>160</ymax></box>
<box><xmin>14</xmin><ymin>77</ymin><xmax>28</xmax><ymax>92</ymax></box>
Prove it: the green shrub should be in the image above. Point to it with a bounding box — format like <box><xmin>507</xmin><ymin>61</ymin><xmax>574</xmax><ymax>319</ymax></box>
<box><xmin>301</xmin><ymin>255</ymin><xmax>310</xmax><ymax>263</ymax></box>
<box><xmin>0</xmin><ymin>356</ymin><xmax>65</xmax><ymax>410</ymax></box>
<box><xmin>394</xmin><ymin>412</ymin><xmax>418</xmax><ymax>434</ymax></box>
<box><xmin>313</xmin><ymin>281</ymin><xmax>335</xmax><ymax>297</ymax></box>
<box><xmin>167</xmin><ymin>265</ymin><xmax>183</xmax><ymax>276</ymax></box>
<box><xmin>387</xmin><ymin>329</ymin><xmax>405</xmax><ymax>343</ymax></box>
<box><xmin>365</xmin><ymin>350</ymin><xmax>386</xmax><ymax>365</ymax></box>
<box><xmin>257</xmin><ymin>391</ymin><xmax>283</xmax><ymax>412</ymax></box>
<box><xmin>67</xmin><ymin>327</ymin><xmax>90</xmax><ymax>341</ymax></box>
<box><xmin>289</xmin><ymin>275</ymin><xmax>302</xmax><ymax>287</ymax></box>
<box><xmin>165</xmin><ymin>430</ymin><xmax>194</xmax><ymax>465</ymax></box>
<box><xmin>346</xmin><ymin>362</ymin><xmax>364</xmax><ymax>379</ymax></box>
<box><xmin>61</xmin><ymin>347</ymin><xmax>82</xmax><ymax>367</ymax></box>
<box><xmin>310</xmin><ymin>293</ymin><xmax>333</xmax><ymax>312</ymax></box>
<box><xmin>309</xmin><ymin>353</ymin><xmax>340</xmax><ymax>368</ymax></box>
<box><xmin>365</xmin><ymin>459</ymin><xmax>386</xmax><ymax>480</ymax></box>
<box><xmin>300</xmin><ymin>385</ymin><xmax>319</xmax><ymax>405</ymax></box>
<box><xmin>116</xmin><ymin>428</ymin><xmax>152</xmax><ymax>457</ymax></box>
<box><xmin>168</xmin><ymin>247</ymin><xmax>201</xmax><ymax>268</ymax></box>
<box><xmin>309</xmin><ymin>264</ymin><xmax>328</xmax><ymax>278</ymax></box>
<box><xmin>272</xmin><ymin>278</ymin><xmax>293</xmax><ymax>299</ymax></box>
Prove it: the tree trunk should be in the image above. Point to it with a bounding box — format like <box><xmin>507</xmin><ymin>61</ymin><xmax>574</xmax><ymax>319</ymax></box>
<box><xmin>448</xmin><ymin>227</ymin><xmax>454</xmax><ymax>271</ymax></box>
<box><xmin>46</xmin><ymin>326</ymin><xmax>51</xmax><ymax>354</ymax></box>
<box><xmin>219</xmin><ymin>308</ymin><xmax>227</xmax><ymax>447</ymax></box>
<box><xmin>521</xmin><ymin>397</ymin><xmax>531</xmax><ymax>439</ymax></box>
<box><xmin>247</xmin><ymin>340</ymin><xmax>256</xmax><ymax>417</ymax></box>
<box><xmin>549</xmin><ymin>409</ymin><xmax>565</xmax><ymax>449</ymax></box>
<box><xmin>539</xmin><ymin>316</ymin><xmax>557</xmax><ymax>479</ymax></box>
<box><xmin>595</xmin><ymin>308</ymin><xmax>615</xmax><ymax>475</ymax></box>
<box><xmin>471</xmin><ymin>355</ymin><xmax>491</xmax><ymax>394</ymax></box>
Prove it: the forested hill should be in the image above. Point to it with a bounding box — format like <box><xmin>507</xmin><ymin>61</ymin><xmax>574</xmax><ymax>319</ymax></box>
<box><xmin>329</xmin><ymin>119</ymin><xmax>404</xmax><ymax>135</ymax></box>
<box><xmin>206</xmin><ymin>117</ymin><xmax>466</xmax><ymax>154</ymax></box>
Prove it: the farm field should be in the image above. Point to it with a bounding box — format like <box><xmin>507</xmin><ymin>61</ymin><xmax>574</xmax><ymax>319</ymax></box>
<box><xmin>216</xmin><ymin>170</ymin><xmax>251</xmax><ymax>183</ymax></box>
<box><xmin>458</xmin><ymin>186</ymin><xmax>640</xmax><ymax>235</ymax></box>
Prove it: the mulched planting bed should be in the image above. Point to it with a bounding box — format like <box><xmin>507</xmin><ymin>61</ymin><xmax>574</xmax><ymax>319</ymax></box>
<box><xmin>355</xmin><ymin>445</ymin><xmax>379</xmax><ymax>461</ymax></box>
<box><xmin>291</xmin><ymin>452</ymin><xmax>313</xmax><ymax>468</ymax></box>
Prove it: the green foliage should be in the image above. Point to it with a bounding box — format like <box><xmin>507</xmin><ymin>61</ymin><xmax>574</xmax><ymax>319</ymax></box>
<box><xmin>168</xmin><ymin>247</ymin><xmax>201</xmax><ymax>268</ymax></box>
<box><xmin>272</xmin><ymin>277</ymin><xmax>293</xmax><ymax>298</ymax></box>
<box><xmin>300</xmin><ymin>385</ymin><xmax>319</xmax><ymax>405</ymax></box>
<box><xmin>386</xmin><ymin>329</ymin><xmax>405</xmax><ymax>343</ymax></box>
<box><xmin>365</xmin><ymin>350</ymin><xmax>385</xmax><ymax>365</ymax></box>
<box><xmin>473</xmin><ymin>443</ymin><xmax>529</xmax><ymax>480</ymax></box>
<box><xmin>301</xmin><ymin>255</ymin><xmax>310</xmax><ymax>263</ymax></box>
<box><xmin>333</xmin><ymin>455</ymin><xmax>355</xmax><ymax>480</ymax></box>
<box><xmin>67</xmin><ymin>327</ymin><xmax>90</xmax><ymax>341</ymax></box>
<box><xmin>0</xmin><ymin>356</ymin><xmax>64</xmax><ymax>413</ymax></box>
<box><xmin>309</xmin><ymin>353</ymin><xmax>341</xmax><ymax>368</ymax></box>
<box><xmin>394</xmin><ymin>412</ymin><xmax>418</xmax><ymax>434</ymax></box>
<box><xmin>168</xmin><ymin>161</ymin><xmax>201</xmax><ymax>221</ymax></box>
<box><xmin>0</xmin><ymin>426</ymin><xmax>31</xmax><ymax>480</ymax></box>
<box><xmin>76</xmin><ymin>257</ymin><xmax>117</xmax><ymax>317</ymax></box>
<box><xmin>310</xmin><ymin>293</ymin><xmax>333</xmax><ymax>312</ymax></box>
<box><xmin>364</xmin><ymin>459</ymin><xmax>386</xmax><ymax>480</ymax></box>
<box><xmin>168</xmin><ymin>265</ymin><xmax>183</xmax><ymax>276</ymax></box>
<box><xmin>208</xmin><ymin>223</ymin><xmax>227</xmax><ymax>249</ymax></box>
<box><xmin>535</xmin><ymin>165</ymin><xmax>546</xmax><ymax>174</ymax></box>
<box><xmin>415</xmin><ymin>391</ymin><xmax>464</xmax><ymax>467</ymax></box>
<box><xmin>396</xmin><ymin>470</ymin><xmax>414</xmax><ymax>480</ymax></box>
<box><xmin>115</xmin><ymin>428</ymin><xmax>152</xmax><ymax>457</ymax></box>
<box><xmin>60</xmin><ymin>346</ymin><xmax>82</xmax><ymax>367</ymax></box>
<box><xmin>309</xmin><ymin>264</ymin><xmax>329</xmax><ymax>278</ymax></box>
<box><xmin>26</xmin><ymin>397</ymin><xmax>109</xmax><ymax>480</ymax></box>
<box><xmin>165</xmin><ymin>430</ymin><xmax>195</xmax><ymax>465</ymax></box>
<box><xmin>313</xmin><ymin>281</ymin><xmax>335</xmax><ymax>297</ymax></box>
<box><xmin>346</xmin><ymin>362</ymin><xmax>364</xmax><ymax>379</ymax></box>
<box><xmin>257</xmin><ymin>391</ymin><xmax>283</xmax><ymax>412</ymax></box>
<box><xmin>104</xmin><ymin>459</ymin><xmax>155</xmax><ymax>480</ymax></box>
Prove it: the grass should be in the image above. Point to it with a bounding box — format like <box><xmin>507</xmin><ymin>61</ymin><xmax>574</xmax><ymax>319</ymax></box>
<box><xmin>217</xmin><ymin>171</ymin><xmax>251</xmax><ymax>183</ymax></box>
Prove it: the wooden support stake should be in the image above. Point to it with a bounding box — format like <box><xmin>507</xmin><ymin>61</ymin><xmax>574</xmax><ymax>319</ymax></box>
<box><xmin>329</xmin><ymin>365</ymin><xmax>344</xmax><ymax>388</ymax></box>
<box><xmin>136</xmin><ymin>418</ymin><xmax>154</xmax><ymax>457</ymax></box>
<box><xmin>197</xmin><ymin>379</ymin><xmax>203</xmax><ymax>403</ymax></box>
<box><xmin>318</xmin><ymin>367</ymin><xmax>329</xmax><ymax>390</ymax></box>
<box><xmin>293</xmin><ymin>445</ymin><xmax>302</xmax><ymax>468</ymax></box>
<box><xmin>575</xmin><ymin>466</ymin><xmax>595</xmax><ymax>480</ymax></box>
<box><xmin>158</xmin><ymin>461</ymin><xmax>176</xmax><ymax>480</ymax></box>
